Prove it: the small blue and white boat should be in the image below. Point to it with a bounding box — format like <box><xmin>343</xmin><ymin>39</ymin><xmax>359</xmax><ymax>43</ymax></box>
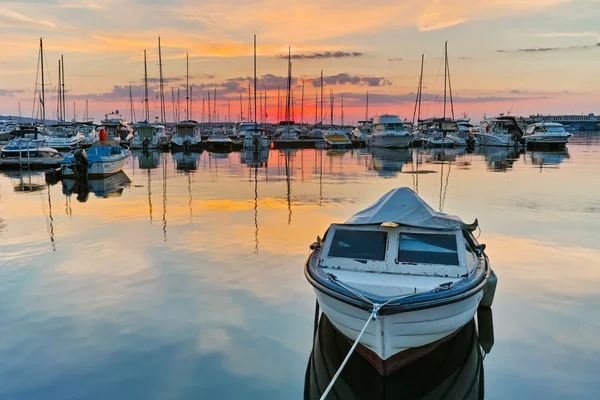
<box><xmin>61</xmin><ymin>140</ymin><xmax>130</xmax><ymax>178</ymax></box>
<box><xmin>305</xmin><ymin>188</ymin><xmax>496</xmax><ymax>367</ymax></box>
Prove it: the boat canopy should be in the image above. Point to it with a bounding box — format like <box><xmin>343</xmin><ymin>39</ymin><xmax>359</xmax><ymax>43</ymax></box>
<box><xmin>345</xmin><ymin>187</ymin><xmax>465</xmax><ymax>230</ymax></box>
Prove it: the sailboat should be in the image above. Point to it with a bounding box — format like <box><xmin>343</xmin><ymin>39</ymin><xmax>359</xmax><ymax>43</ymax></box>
<box><xmin>243</xmin><ymin>35</ymin><xmax>269</xmax><ymax>150</ymax></box>
<box><xmin>171</xmin><ymin>52</ymin><xmax>202</xmax><ymax>150</ymax></box>
<box><xmin>273</xmin><ymin>48</ymin><xmax>301</xmax><ymax>146</ymax></box>
<box><xmin>323</xmin><ymin>92</ymin><xmax>352</xmax><ymax>148</ymax></box>
<box><xmin>132</xmin><ymin>50</ymin><xmax>165</xmax><ymax>150</ymax></box>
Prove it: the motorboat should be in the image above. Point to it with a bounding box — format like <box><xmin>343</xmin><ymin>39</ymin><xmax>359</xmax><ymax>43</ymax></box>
<box><xmin>170</xmin><ymin>120</ymin><xmax>201</xmax><ymax>149</ymax></box>
<box><xmin>447</xmin><ymin>119</ymin><xmax>478</xmax><ymax>147</ymax></box>
<box><xmin>523</xmin><ymin>122</ymin><xmax>571</xmax><ymax>148</ymax></box>
<box><xmin>323</xmin><ymin>129</ymin><xmax>352</xmax><ymax>148</ymax></box>
<box><xmin>100</xmin><ymin>111</ymin><xmax>134</xmax><ymax>144</ymax></box>
<box><xmin>234</xmin><ymin>120</ymin><xmax>260</xmax><ymax>139</ymax></box>
<box><xmin>305</xmin><ymin>187</ymin><xmax>496</xmax><ymax>363</ymax></box>
<box><xmin>74</xmin><ymin>123</ymin><xmax>99</xmax><ymax>145</ymax></box>
<box><xmin>61</xmin><ymin>140</ymin><xmax>130</xmax><ymax>178</ymax></box>
<box><xmin>45</xmin><ymin>124</ymin><xmax>86</xmax><ymax>150</ymax></box>
<box><xmin>305</xmin><ymin>128</ymin><xmax>325</xmax><ymax>139</ymax></box>
<box><xmin>131</xmin><ymin>122</ymin><xmax>168</xmax><ymax>149</ymax></box>
<box><xmin>366</xmin><ymin>115</ymin><xmax>413</xmax><ymax>148</ymax></box>
<box><xmin>242</xmin><ymin>124</ymin><xmax>269</xmax><ymax>149</ymax></box>
<box><xmin>476</xmin><ymin>115</ymin><xmax>524</xmax><ymax>147</ymax></box>
<box><xmin>350</xmin><ymin>120</ymin><xmax>373</xmax><ymax>141</ymax></box>
<box><xmin>274</xmin><ymin>121</ymin><xmax>301</xmax><ymax>141</ymax></box>
<box><xmin>1</xmin><ymin>127</ymin><xmax>59</xmax><ymax>159</ymax></box>
<box><xmin>206</xmin><ymin>127</ymin><xmax>233</xmax><ymax>151</ymax></box>
<box><xmin>418</xmin><ymin>119</ymin><xmax>456</xmax><ymax>148</ymax></box>
<box><xmin>0</xmin><ymin>119</ymin><xmax>18</xmax><ymax>141</ymax></box>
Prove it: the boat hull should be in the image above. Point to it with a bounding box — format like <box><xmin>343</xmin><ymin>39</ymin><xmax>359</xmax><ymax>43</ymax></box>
<box><xmin>62</xmin><ymin>151</ymin><xmax>130</xmax><ymax>178</ymax></box>
<box><xmin>367</xmin><ymin>134</ymin><xmax>412</xmax><ymax>148</ymax></box>
<box><xmin>242</xmin><ymin>135</ymin><xmax>270</xmax><ymax>149</ymax></box>
<box><xmin>313</xmin><ymin>285</ymin><xmax>483</xmax><ymax>361</ymax></box>
<box><xmin>524</xmin><ymin>134</ymin><xmax>571</xmax><ymax>148</ymax></box>
<box><xmin>170</xmin><ymin>136</ymin><xmax>201</xmax><ymax>148</ymax></box>
<box><xmin>474</xmin><ymin>132</ymin><xmax>519</xmax><ymax>147</ymax></box>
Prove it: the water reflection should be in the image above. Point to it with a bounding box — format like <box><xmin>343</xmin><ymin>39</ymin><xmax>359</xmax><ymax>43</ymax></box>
<box><xmin>475</xmin><ymin>147</ymin><xmax>523</xmax><ymax>172</ymax></box>
<box><xmin>173</xmin><ymin>151</ymin><xmax>201</xmax><ymax>171</ymax></box>
<box><xmin>369</xmin><ymin>148</ymin><xmax>413</xmax><ymax>177</ymax></box>
<box><xmin>528</xmin><ymin>149</ymin><xmax>570</xmax><ymax>170</ymax></box>
<box><xmin>305</xmin><ymin>311</ymin><xmax>494</xmax><ymax>399</ymax></box>
<box><xmin>62</xmin><ymin>172</ymin><xmax>132</xmax><ymax>202</ymax></box>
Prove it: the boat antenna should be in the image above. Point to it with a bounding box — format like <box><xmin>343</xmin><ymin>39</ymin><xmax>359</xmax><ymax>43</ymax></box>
<box><xmin>253</xmin><ymin>34</ymin><xmax>257</xmax><ymax>130</ymax></box>
<box><xmin>446</xmin><ymin>43</ymin><xmax>455</xmax><ymax>120</ymax></box>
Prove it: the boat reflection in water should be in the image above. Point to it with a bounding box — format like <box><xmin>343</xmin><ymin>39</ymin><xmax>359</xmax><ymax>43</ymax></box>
<box><xmin>369</xmin><ymin>148</ymin><xmax>413</xmax><ymax>177</ymax></box>
<box><xmin>135</xmin><ymin>149</ymin><xmax>160</xmax><ymax>170</ymax></box>
<box><xmin>62</xmin><ymin>172</ymin><xmax>132</xmax><ymax>202</ymax></box>
<box><xmin>305</xmin><ymin>308</ymin><xmax>494</xmax><ymax>399</ymax></box>
<box><xmin>173</xmin><ymin>151</ymin><xmax>201</xmax><ymax>171</ymax></box>
<box><xmin>529</xmin><ymin>149</ymin><xmax>570</xmax><ymax>170</ymax></box>
<box><xmin>241</xmin><ymin>147</ymin><xmax>270</xmax><ymax>167</ymax></box>
<box><xmin>475</xmin><ymin>146</ymin><xmax>523</xmax><ymax>172</ymax></box>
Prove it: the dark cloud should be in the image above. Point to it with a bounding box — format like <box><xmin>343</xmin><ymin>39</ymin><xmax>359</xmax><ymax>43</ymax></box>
<box><xmin>0</xmin><ymin>89</ymin><xmax>25</xmax><ymax>97</ymax></box>
<box><xmin>498</xmin><ymin>43</ymin><xmax>600</xmax><ymax>53</ymax></box>
<box><xmin>310</xmin><ymin>73</ymin><xmax>391</xmax><ymax>87</ymax></box>
<box><xmin>276</xmin><ymin>51</ymin><xmax>363</xmax><ymax>60</ymax></box>
<box><xmin>388</xmin><ymin>58</ymin><xmax>403</xmax><ymax>62</ymax></box>
<box><xmin>509</xmin><ymin>89</ymin><xmax>526</xmax><ymax>94</ymax></box>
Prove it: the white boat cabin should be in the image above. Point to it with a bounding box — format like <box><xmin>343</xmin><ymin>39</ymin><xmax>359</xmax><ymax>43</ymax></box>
<box><xmin>318</xmin><ymin>224</ymin><xmax>480</xmax><ymax>297</ymax></box>
<box><xmin>525</xmin><ymin>122</ymin><xmax>566</xmax><ymax>135</ymax></box>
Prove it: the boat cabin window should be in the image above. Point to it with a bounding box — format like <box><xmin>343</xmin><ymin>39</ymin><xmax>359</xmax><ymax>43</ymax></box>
<box><xmin>328</xmin><ymin>230</ymin><xmax>387</xmax><ymax>261</ymax></box>
<box><xmin>397</xmin><ymin>233</ymin><xmax>459</xmax><ymax>265</ymax></box>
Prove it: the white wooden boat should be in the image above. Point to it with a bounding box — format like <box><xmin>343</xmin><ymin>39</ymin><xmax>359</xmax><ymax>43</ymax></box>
<box><xmin>61</xmin><ymin>140</ymin><xmax>130</xmax><ymax>178</ymax></box>
<box><xmin>305</xmin><ymin>188</ymin><xmax>496</xmax><ymax>363</ymax></box>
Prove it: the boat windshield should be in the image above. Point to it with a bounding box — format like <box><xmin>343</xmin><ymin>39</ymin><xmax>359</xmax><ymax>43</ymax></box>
<box><xmin>328</xmin><ymin>230</ymin><xmax>387</xmax><ymax>261</ymax></box>
<box><xmin>375</xmin><ymin>123</ymin><xmax>405</xmax><ymax>132</ymax></box>
<box><xmin>398</xmin><ymin>233</ymin><xmax>459</xmax><ymax>265</ymax></box>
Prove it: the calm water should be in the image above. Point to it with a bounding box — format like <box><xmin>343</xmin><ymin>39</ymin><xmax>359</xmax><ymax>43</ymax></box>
<box><xmin>1</xmin><ymin>135</ymin><xmax>600</xmax><ymax>399</ymax></box>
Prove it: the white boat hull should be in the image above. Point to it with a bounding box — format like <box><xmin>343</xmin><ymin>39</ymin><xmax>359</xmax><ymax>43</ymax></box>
<box><xmin>367</xmin><ymin>134</ymin><xmax>412</xmax><ymax>148</ymax></box>
<box><xmin>474</xmin><ymin>132</ymin><xmax>519</xmax><ymax>147</ymax></box>
<box><xmin>524</xmin><ymin>134</ymin><xmax>571</xmax><ymax>146</ymax></box>
<box><xmin>170</xmin><ymin>136</ymin><xmax>201</xmax><ymax>148</ymax></box>
<box><xmin>243</xmin><ymin>135</ymin><xmax>269</xmax><ymax>148</ymax></box>
<box><xmin>62</xmin><ymin>152</ymin><xmax>129</xmax><ymax>177</ymax></box>
<box><xmin>314</xmin><ymin>288</ymin><xmax>483</xmax><ymax>360</ymax></box>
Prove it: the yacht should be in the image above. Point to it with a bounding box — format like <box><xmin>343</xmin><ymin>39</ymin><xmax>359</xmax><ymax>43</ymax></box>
<box><xmin>523</xmin><ymin>122</ymin><xmax>572</xmax><ymax>148</ymax></box>
<box><xmin>242</xmin><ymin>123</ymin><xmax>269</xmax><ymax>149</ymax></box>
<box><xmin>350</xmin><ymin>120</ymin><xmax>373</xmax><ymax>141</ymax></box>
<box><xmin>476</xmin><ymin>116</ymin><xmax>524</xmax><ymax>147</ymax></box>
<box><xmin>1</xmin><ymin>127</ymin><xmax>59</xmax><ymax>159</ymax></box>
<box><xmin>45</xmin><ymin>124</ymin><xmax>86</xmax><ymax>150</ymax></box>
<box><xmin>305</xmin><ymin>187</ymin><xmax>497</xmax><ymax>363</ymax></box>
<box><xmin>100</xmin><ymin>111</ymin><xmax>134</xmax><ymax>144</ymax></box>
<box><xmin>234</xmin><ymin>121</ymin><xmax>259</xmax><ymax>139</ymax></box>
<box><xmin>0</xmin><ymin>119</ymin><xmax>18</xmax><ymax>141</ymax></box>
<box><xmin>367</xmin><ymin>114</ymin><xmax>413</xmax><ymax>148</ymax></box>
<box><xmin>447</xmin><ymin>120</ymin><xmax>478</xmax><ymax>147</ymax></box>
<box><xmin>206</xmin><ymin>127</ymin><xmax>233</xmax><ymax>151</ymax></box>
<box><xmin>170</xmin><ymin>120</ymin><xmax>201</xmax><ymax>150</ymax></box>
<box><xmin>273</xmin><ymin>121</ymin><xmax>301</xmax><ymax>146</ymax></box>
<box><xmin>74</xmin><ymin>123</ymin><xmax>99</xmax><ymax>145</ymax></box>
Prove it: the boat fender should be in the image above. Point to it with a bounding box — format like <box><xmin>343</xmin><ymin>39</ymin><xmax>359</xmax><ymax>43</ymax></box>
<box><xmin>480</xmin><ymin>269</ymin><xmax>497</xmax><ymax>308</ymax></box>
<box><xmin>477</xmin><ymin>307</ymin><xmax>495</xmax><ymax>354</ymax></box>
<box><xmin>99</xmin><ymin>128</ymin><xmax>107</xmax><ymax>141</ymax></box>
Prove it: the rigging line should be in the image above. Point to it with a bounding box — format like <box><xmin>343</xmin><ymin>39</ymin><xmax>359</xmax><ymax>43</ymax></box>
<box><xmin>442</xmin><ymin>161</ymin><xmax>451</xmax><ymax>212</ymax></box>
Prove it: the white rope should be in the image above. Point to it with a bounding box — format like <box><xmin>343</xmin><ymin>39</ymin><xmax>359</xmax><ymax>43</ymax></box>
<box><xmin>319</xmin><ymin>306</ymin><xmax>380</xmax><ymax>400</ymax></box>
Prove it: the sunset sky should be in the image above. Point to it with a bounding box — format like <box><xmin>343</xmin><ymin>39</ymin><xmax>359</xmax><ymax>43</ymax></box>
<box><xmin>0</xmin><ymin>0</ymin><xmax>599</xmax><ymax>123</ymax></box>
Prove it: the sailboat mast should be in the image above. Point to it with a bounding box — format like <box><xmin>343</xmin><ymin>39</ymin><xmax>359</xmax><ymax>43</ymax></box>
<box><xmin>366</xmin><ymin>91</ymin><xmax>369</xmax><ymax>120</ymax></box>
<box><xmin>208</xmin><ymin>91</ymin><xmax>211</xmax><ymax>124</ymax></box>
<box><xmin>240</xmin><ymin>92</ymin><xmax>243</xmax><ymax>120</ymax></box>
<box><xmin>443</xmin><ymin>41</ymin><xmax>447</xmax><ymax>119</ymax></box>
<box><xmin>61</xmin><ymin>54</ymin><xmax>66</xmax><ymax>122</ymax></box>
<box><xmin>213</xmin><ymin>88</ymin><xmax>216</xmax><ymax>122</ymax></box>
<box><xmin>264</xmin><ymin>92</ymin><xmax>267</xmax><ymax>123</ymax></box>
<box><xmin>446</xmin><ymin>45</ymin><xmax>455</xmax><ymax>120</ymax></box>
<box><xmin>40</xmin><ymin>38</ymin><xmax>45</xmax><ymax>125</ymax></box>
<box><xmin>301</xmin><ymin>81</ymin><xmax>304</xmax><ymax>126</ymax></box>
<box><xmin>413</xmin><ymin>53</ymin><xmax>424</xmax><ymax>125</ymax></box>
<box><xmin>57</xmin><ymin>59</ymin><xmax>62</xmax><ymax>122</ymax></box>
<box><xmin>129</xmin><ymin>85</ymin><xmax>134</xmax><ymax>123</ymax></box>
<box><xmin>314</xmin><ymin>91</ymin><xmax>317</xmax><ymax>125</ymax></box>
<box><xmin>158</xmin><ymin>36</ymin><xmax>166</xmax><ymax>123</ymax></box>
<box><xmin>190</xmin><ymin>85</ymin><xmax>193</xmax><ymax>120</ymax></box>
<box><xmin>341</xmin><ymin>93</ymin><xmax>344</xmax><ymax>126</ymax></box>
<box><xmin>186</xmin><ymin>52</ymin><xmax>189</xmax><ymax>121</ymax></box>
<box><xmin>144</xmin><ymin>50</ymin><xmax>149</xmax><ymax>122</ymax></box>
<box><xmin>286</xmin><ymin>47</ymin><xmax>291</xmax><ymax>123</ymax></box>
<box><xmin>248</xmin><ymin>84</ymin><xmax>251</xmax><ymax>122</ymax></box>
<box><xmin>277</xmin><ymin>87</ymin><xmax>280</xmax><ymax>122</ymax></box>
<box><xmin>320</xmin><ymin>70</ymin><xmax>323</xmax><ymax>124</ymax></box>
<box><xmin>228</xmin><ymin>99</ymin><xmax>231</xmax><ymax>123</ymax></box>
<box><xmin>253</xmin><ymin>34</ymin><xmax>257</xmax><ymax>129</ymax></box>
<box><xmin>330</xmin><ymin>90</ymin><xmax>333</xmax><ymax>127</ymax></box>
